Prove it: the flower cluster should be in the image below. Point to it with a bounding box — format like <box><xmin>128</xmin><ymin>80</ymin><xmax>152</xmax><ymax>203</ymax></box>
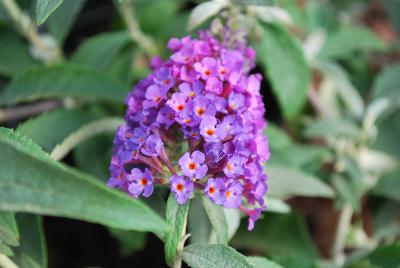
<box><xmin>108</xmin><ymin>29</ymin><xmax>270</xmax><ymax>230</ymax></box>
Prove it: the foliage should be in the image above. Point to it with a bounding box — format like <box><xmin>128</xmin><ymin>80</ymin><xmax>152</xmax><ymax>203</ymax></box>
<box><xmin>0</xmin><ymin>0</ymin><xmax>399</xmax><ymax>267</ymax></box>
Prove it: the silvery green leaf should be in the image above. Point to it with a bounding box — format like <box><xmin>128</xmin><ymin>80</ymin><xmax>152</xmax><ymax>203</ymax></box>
<box><xmin>247</xmin><ymin>256</ymin><xmax>283</xmax><ymax>268</ymax></box>
<box><xmin>201</xmin><ymin>196</ymin><xmax>229</xmax><ymax>244</ymax></box>
<box><xmin>248</xmin><ymin>6</ymin><xmax>292</xmax><ymax>25</ymax></box>
<box><xmin>188</xmin><ymin>1</ymin><xmax>227</xmax><ymax>31</ymax></box>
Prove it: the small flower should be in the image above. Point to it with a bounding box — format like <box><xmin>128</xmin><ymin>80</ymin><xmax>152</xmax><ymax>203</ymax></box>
<box><xmin>167</xmin><ymin>92</ymin><xmax>188</xmax><ymax>113</ymax></box>
<box><xmin>204</xmin><ymin>178</ymin><xmax>226</xmax><ymax>205</ymax></box>
<box><xmin>194</xmin><ymin>57</ymin><xmax>217</xmax><ymax>80</ymax></box>
<box><xmin>218</xmin><ymin>115</ymin><xmax>241</xmax><ymax>135</ymax></box>
<box><xmin>170</xmin><ymin>174</ymin><xmax>194</xmax><ymax>204</ymax></box>
<box><xmin>223</xmin><ymin>180</ymin><xmax>243</xmax><ymax>208</ymax></box>
<box><xmin>228</xmin><ymin>92</ymin><xmax>245</xmax><ymax>111</ymax></box>
<box><xmin>224</xmin><ymin>154</ymin><xmax>246</xmax><ymax>177</ymax></box>
<box><xmin>179</xmin><ymin>150</ymin><xmax>208</xmax><ymax>179</ymax></box>
<box><xmin>193</xmin><ymin>96</ymin><xmax>216</xmax><ymax>119</ymax></box>
<box><xmin>154</xmin><ymin>67</ymin><xmax>175</xmax><ymax>89</ymax></box>
<box><xmin>127</xmin><ymin>168</ymin><xmax>154</xmax><ymax>197</ymax></box>
<box><xmin>143</xmin><ymin>85</ymin><xmax>166</xmax><ymax>109</ymax></box>
<box><xmin>247</xmin><ymin>208</ymin><xmax>262</xmax><ymax>231</ymax></box>
<box><xmin>156</xmin><ymin>106</ymin><xmax>175</xmax><ymax>128</ymax></box>
<box><xmin>200</xmin><ymin>116</ymin><xmax>226</xmax><ymax>142</ymax></box>
<box><xmin>141</xmin><ymin>134</ymin><xmax>163</xmax><ymax>157</ymax></box>
<box><xmin>205</xmin><ymin>77</ymin><xmax>223</xmax><ymax>95</ymax></box>
<box><xmin>107</xmin><ymin>160</ymin><xmax>126</xmax><ymax>188</ymax></box>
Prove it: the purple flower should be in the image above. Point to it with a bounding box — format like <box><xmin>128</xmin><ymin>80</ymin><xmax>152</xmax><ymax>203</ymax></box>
<box><xmin>194</xmin><ymin>57</ymin><xmax>217</xmax><ymax>80</ymax></box>
<box><xmin>154</xmin><ymin>67</ymin><xmax>175</xmax><ymax>89</ymax></box>
<box><xmin>170</xmin><ymin>174</ymin><xmax>194</xmax><ymax>204</ymax></box>
<box><xmin>205</xmin><ymin>77</ymin><xmax>223</xmax><ymax>95</ymax></box>
<box><xmin>127</xmin><ymin>168</ymin><xmax>154</xmax><ymax>197</ymax></box>
<box><xmin>204</xmin><ymin>142</ymin><xmax>227</xmax><ymax>171</ymax></box>
<box><xmin>156</xmin><ymin>106</ymin><xmax>175</xmax><ymax>128</ymax></box>
<box><xmin>228</xmin><ymin>92</ymin><xmax>245</xmax><ymax>111</ymax></box>
<box><xmin>223</xmin><ymin>180</ymin><xmax>243</xmax><ymax>208</ymax></box>
<box><xmin>200</xmin><ymin>116</ymin><xmax>226</xmax><ymax>142</ymax></box>
<box><xmin>179</xmin><ymin>81</ymin><xmax>203</xmax><ymax>99</ymax></box>
<box><xmin>179</xmin><ymin>150</ymin><xmax>208</xmax><ymax>179</ymax></box>
<box><xmin>141</xmin><ymin>134</ymin><xmax>163</xmax><ymax>157</ymax></box>
<box><xmin>204</xmin><ymin>178</ymin><xmax>226</xmax><ymax>205</ymax></box>
<box><xmin>224</xmin><ymin>154</ymin><xmax>246</xmax><ymax>177</ymax></box>
<box><xmin>143</xmin><ymin>85</ymin><xmax>166</xmax><ymax>109</ymax></box>
<box><xmin>167</xmin><ymin>92</ymin><xmax>188</xmax><ymax>113</ymax></box>
<box><xmin>247</xmin><ymin>208</ymin><xmax>262</xmax><ymax>231</ymax></box>
<box><xmin>218</xmin><ymin>115</ymin><xmax>241</xmax><ymax>135</ymax></box>
<box><xmin>107</xmin><ymin>160</ymin><xmax>126</xmax><ymax>188</ymax></box>
<box><xmin>193</xmin><ymin>96</ymin><xmax>216</xmax><ymax>119</ymax></box>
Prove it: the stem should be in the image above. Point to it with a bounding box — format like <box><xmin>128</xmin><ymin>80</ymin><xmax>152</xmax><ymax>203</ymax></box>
<box><xmin>0</xmin><ymin>100</ymin><xmax>62</xmax><ymax>123</ymax></box>
<box><xmin>308</xmin><ymin>86</ymin><xmax>333</xmax><ymax>119</ymax></box>
<box><xmin>332</xmin><ymin>204</ymin><xmax>353</xmax><ymax>267</ymax></box>
<box><xmin>172</xmin><ymin>221</ymin><xmax>190</xmax><ymax>268</ymax></box>
<box><xmin>0</xmin><ymin>0</ymin><xmax>62</xmax><ymax>64</ymax></box>
<box><xmin>0</xmin><ymin>254</ymin><xmax>18</xmax><ymax>268</ymax></box>
<box><xmin>116</xmin><ymin>0</ymin><xmax>158</xmax><ymax>57</ymax></box>
<box><xmin>50</xmin><ymin>118</ymin><xmax>123</xmax><ymax>160</ymax></box>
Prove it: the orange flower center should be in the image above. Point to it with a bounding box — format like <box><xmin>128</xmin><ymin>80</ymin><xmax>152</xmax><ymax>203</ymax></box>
<box><xmin>227</xmin><ymin>163</ymin><xmax>232</xmax><ymax>171</ymax></box>
<box><xmin>163</xmin><ymin>79</ymin><xmax>170</xmax><ymax>85</ymax></box>
<box><xmin>188</xmin><ymin>162</ymin><xmax>196</xmax><ymax>170</ymax></box>
<box><xmin>226</xmin><ymin>191</ymin><xmax>231</xmax><ymax>198</ymax></box>
<box><xmin>209</xmin><ymin>187</ymin><xmax>215</xmax><ymax>194</ymax></box>
<box><xmin>154</xmin><ymin>96</ymin><xmax>161</xmax><ymax>102</ymax></box>
<box><xmin>220</xmin><ymin>69</ymin><xmax>226</xmax><ymax>75</ymax></box>
<box><xmin>140</xmin><ymin>178</ymin><xmax>148</xmax><ymax>186</ymax></box>
<box><xmin>196</xmin><ymin>108</ymin><xmax>205</xmax><ymax>116</ymax></box>
<box><xmin>177</xmin><ymin>104</ymin><xmax>184</xmax><ymax>111</ymax></box>
<box><xmin>176</xmin><ymin>183</ymin><xmax>184</xmax><ymax>192</ymax></box>
<box><xmin>189</xmin><ymin>91</ymin><xmax>195</xmax><ymax>98</ymax></box>
<box><xmin>206</xmin><ymin>129</ymin><xmax>215</xmax><ymax>136</ymax></box>
<box><xmin>204</xmin><ymin>70</ymin><xmax>211</xmax><ymax>76</ymax></box>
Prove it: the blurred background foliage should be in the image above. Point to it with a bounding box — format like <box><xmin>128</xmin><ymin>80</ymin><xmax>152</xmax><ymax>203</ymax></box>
<box><xmin>0</xmin><ymin>0</ymin><xmax>399</xmax><ymax>267</ymax></box>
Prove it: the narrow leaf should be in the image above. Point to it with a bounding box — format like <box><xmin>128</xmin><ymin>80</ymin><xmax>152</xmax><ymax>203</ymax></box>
<box><xmin>201</xmin><ymin>196</ymin><xmax>229</xmax><ymax>244</ymax></box>
<box><xmin>36</xmin><ymin>0</ymin><xmax>64</xmax><ymax>25</ymax></box>
<box><xmin>164</xmin><ymin>194</ymin><xmax>190</xmax><ymax>266</ymax></box>
<box><xmin>247</xmin><ymin>256</ymin><xmax>283</xmax><ymax>268</ymax></box>
<box><xmin>182</xmin><ymin>244</ymin><xmax>252</xmax><ymax>268</ymax></box>
<box><xmin>0</xmin><ymin>212</ymin><xmax>19</xmax><ymax>247</ymax></box>
<box><xmin>188</xmin><ymin>1</ymin><xmax>226</xmax><ymax>31</ymax></box>
<box><xmin>0</xmin><ymin>64</ymin><xmax>128</xmax><ymax>106</ymax></box>
<box><xmin>266</xmin><ymin>163</ymin><xmax>334</xmax><ymax>198</ymax></box>
<box><xmin>256</xmin><ymin>23</ymin><xmax>310</xmax><ymax>119</ymax></box>
<box><xmin>0</xmin><ymin>127</ymin><xmax>167</xmax><ymax>233</ymax></box>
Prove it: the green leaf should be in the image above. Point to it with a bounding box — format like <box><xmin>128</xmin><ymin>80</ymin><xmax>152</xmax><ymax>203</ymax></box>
<box><xmin>256</xmin><ymin>23</ymin><xmax>310</xmax><ymax>119</ymax></box>
<box><xmin>362</xmin><ymin>243</ymin><xmax>400</xmax><ymax>268</ymax></box>
<box><xmin>247</xmin><ymin>256</ymin><xmax>283</xmax><ymax>268</ymax></box>
<box><xmin>187</xmin><ymin>1</ymin><xmax>227</xmax><ymax>31</ymax></box>
<box><xmin>188</xmin><ymin>195</ymin><xmax>211</xmax><ymax>245</ymax></box>
<box><xmin>71</xmin><ymin>32</ymin><xmax>131</xmax><ymax>71</ymax></box>
<box><xmin>0</xmin><ymin>127</ymin><xmax>167</xmax><ymax>233</ymax></box>
<box><xmin>373</xmin><ymin>63</ymin><xmax>400</xmax><ymax>104</ymax></box>
<box><xmin>266</xmin><ymin>163</ymin><xmax>334</xmax><ymax>198</ymax></box>
<box><xmin>382</xmin><ymin>0</ymin><xmax>400</xmax><ymax>34</ymax></box>
<box><xmin>0</xmin><ymin>26</ymin><xmax>37</xmax><ymax>77</ymax></box>
<box><xmin>373</xmin><ymin>111</ymin><xmax>400</xmax><ymax>159</ymax></box>
<box><xmin>36</xmin><ymin>0</ymin><xmax>64</xmax><ymax>25</ymax></box>
<box><xmin>233</xmin><ymin>0</ymin><xmax>276</xmax><ymax>6</ymax></box>
<box><xmin>13</xmin><ymin>214</ymin><xmax>47</xmax><ymax>268</ymax></box>
<box><xmin>0</xmin><ymin>64</ymin><xmax>128</xmax><ymax>106</ymax></box>
<box><xmin>47</xmin><ymin>0</ymin><xmax>86</xmax><ymax>43</ymax></box>
<box><xmin>0</xmin><ymin>241</ymin><xmax>13</xmax><ymax>256</ymax></box>
<box><xmin>264</xmin><ymin>123</ymin><xmax>292</xmax><ymax>151</ymax></box>
<box><xmin>181</xmin><ymin>244</ymin><xmax>252</xmax><ymax>268</ymax></box>
<box><xmin>108</xmin><ymin>228</ymin><xmax>146</xmax><ymax>256</ymax></box>
<box><xmin>17</xmin><ymin>108</ymin><xmax>96</xmax><ymax>152</ymax></box>
<box><xmin>0</xmin><ymin>212</ymin><xmax>19</xmax><ymax>247</ymax></box>
<box><xmin>232</xmin><ymin>212</ymin><xmax>318</xmax><ymax>259</ymax></box>
<box><xmin>318</xmin><ymin>26</ymin><xmax>387</xmax><ymax>60</ymax></box>
<box><xmin>164</xmin><ymin>194</ymin><xmax>189</xmax><ymax>266</ymax></box>
<box><xmin>373</xmin><ymin>169</ymin><xmax>400</xmax><ymax>201</ymax></box>
<box><xmin>201</xmin><ymin>196</ymin><xmax>229</xmax><ymax>244</ymax></box>
<box><xmin>265</xmin><ymin>196</ymin><xmax>291</xmax><ymax>214</ymax></box>
<box><xmin>303</xmin><ymin>119</ymin><xmax>360</xmax><ymax>140</ymax></box>
<box><xmin>333</xmin><ymin>175</ymin><xmax>360</xmax><ymax>211</ymax></box>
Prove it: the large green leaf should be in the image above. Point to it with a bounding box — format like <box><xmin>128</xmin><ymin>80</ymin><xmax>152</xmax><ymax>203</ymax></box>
<box><xmin>0</xmin><ymin>27</ymin><xmax>37</xmax><ymax>77</ymax></box>
<box><xmin>164</xmin><ymin>194</ymin><xmax>189</xmax><ymax>267</ymax></box>
<box><xmin>188</xmin><ymin>195</ymin><xmax>211</xmax><ymax>245</ymax></box>
<box><xmin>201</xmin><ymin>196</ymin><xmax>229</xmax><ymax>244</ymax></box>
<box><xmin>232</xmin><ymin>212</ymin><xmax>318</xmax><ymax>259</ymax></box>
<box><xmin>373</xmin><ymin>169</ymin><xmax>400</xmax><ymax>201</ymax></box>
<box><xmin>181</xmin><ymin>244</ymin><xmax>252</xmax><ymax>268</ymax></box>
<box><xmin>47</xmin><ymin>0</ymin><xmax>86</xmax><ymax>43</ymax></box>
<box><xmin>0</xmin><ymin>212</ymin><xmax>19</xmax><ymax>247</ymax></box>
<box><xmin>0</xmin><ymin>127</ymin><xmax>167</xmax><ymax>233</ymax></box>
<box><xmin>70</xmin><ymin>32</ymin><xmax>131</xmax><ymax>71</ymax></box>
<box><xmin>303</xmin><ymin>119</ymin><xmax>360</xmax><ymax>140</ymax></box>
<box><xmin>266</xmin><ymin>163</ymin><xmax>334</xmax><ymax>198</ymax></box>
<box><xmin>319</xmin><ymin>26</ymin><xmax>387</xmax><ymax>60</ymax></box>
<box><xmin>256</xmin><ymin>23</ymin><xmax>311</xmax><ymax>119</ymax></box>
<box><xmin>13</xmin><ymin>214</ymin><xmax>47</xmax><ymax>268</ymax></box>
<box><xmin>373</xmin><ymin>63</ymin><xmax>400</xmax><ymax>104</ymax></box>
<box><xmin>0</xmin><ymin>64</ymin><xmax>128</xmax><ymax>106</ymax></box>
<box><xmin>36</xmin><ymin>0</ymin><xmax>63</xmax><ymax>25</ymax></box>
<box><xmin>17</xmin><ymin>108</ymin><xmax>96</xmax><ymax>152</ymax></box>
<box><xmin>247</xmin><ymin>256</ymin><xmax>283</xmax><ymax>268</ymax></box>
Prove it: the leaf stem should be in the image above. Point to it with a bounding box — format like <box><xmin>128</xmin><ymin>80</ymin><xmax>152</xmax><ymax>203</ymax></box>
<box><xmin>0</xmin><ymin>254</ymin><xmax>18</xmax><ymax>268</ymax></box>
<box><xmin>0</xmin><ymin>0</ymin><xmax>62</xmax><ymax>64</ymax></box>
<box><xmin>50</xmin><ymin>117</ymin><xmax>124</xmax><ymax>160</ymax></box>
<box><xmin>116</xmin><ymin>0</ymin><xmax>158</xmax><ymax>57</ymax></box>
<box><xmin>332</xmin><ymin>204</ymin><xmax>353</xmax><ymax>267</ymax></box>
<box><xmin>172</xmin><ymin>223</ymin><xmax>190</xmax><ymax>268</ymax></box>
